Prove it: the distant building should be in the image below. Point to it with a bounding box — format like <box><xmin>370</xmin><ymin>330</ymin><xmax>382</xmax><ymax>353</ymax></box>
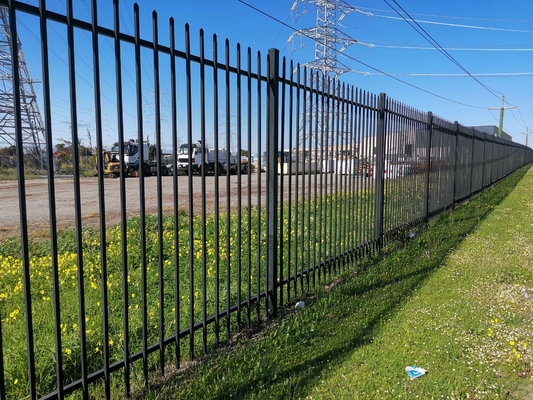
<box><xmin>471</xmin><ymin>125</ymin><xmax>512</xmax><ymax>142</ymax></box>
<box><xmin>356</xmin><ymin>129</ymin><xmax>435</xmax><ymax>161</ymax></box>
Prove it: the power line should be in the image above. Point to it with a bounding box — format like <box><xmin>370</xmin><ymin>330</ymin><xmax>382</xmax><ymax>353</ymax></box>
<box><xmin>370</xmin><ymin>13</ymin><xmax>533</xmax><ymax>34</ymax></box>
<box><xmin>381</xmin><ymin>1</ymin><xmax>530</xmax><ymax>131</ymax></box>
<box><xmin>370</xmin><ymin>44</ymin><xmax>533</xmax><ymax>52</ymax></box>
<box><xmin>375</xmin><ymin>1</ymin><xmax>529</xmax><ymax>132</ymax></box>
<box><xmin>345</xmin><ymin>5</ymin><xmax>533</xmax><ymax>25</ymax></box>
<box><xmin>360</xmin><ymin>0</ymin><xmax>533</xmax><ymax>122</ymax></box>
<box><xmin>238</xmin><ymin>0</ymin><xmax>489</xmax><ymax>109</ymax></box>
<box><xmin>509</xmin><ymin>108</ymin><xmax>528</xmax><ymax>130</ymax></box>
<box><xmin>382</xmin><ymin>0</ymin><xmax>502</xmax><ymax>100</ymax></box>
<box><xmin>366</xmin><ymin>72</ymin><xmax>533</xmax><ymax>77</ymax></box>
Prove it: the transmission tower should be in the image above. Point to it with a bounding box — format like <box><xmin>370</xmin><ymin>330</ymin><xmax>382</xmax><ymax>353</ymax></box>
<box><xmin>0</xmin><ymin>7</ymin><xmax>45</xmax><ymax>167</ymax></box>
<box><xmin>288</xmin><ymin>0</ymin><xmax>358</xmax><ymax>153</ymax></box>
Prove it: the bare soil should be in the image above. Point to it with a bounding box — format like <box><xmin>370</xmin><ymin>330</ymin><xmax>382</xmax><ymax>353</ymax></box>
<box><xmin>0</xmin><ymin>173</ymin><xmax>366</xmax><ymax>240</ymax></box>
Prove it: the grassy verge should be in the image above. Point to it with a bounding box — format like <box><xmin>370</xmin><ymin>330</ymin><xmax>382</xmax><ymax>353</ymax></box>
<box><xmin>138</xmin><ymin>165</ymin><xmax>533</xmax><ymax>399</ymax></box>
<box><xmin>0</xmin><ymin>167</ymin><xmax>95</xmax><ymax>179</ymax></box>
<box><xmin>0</xmin><ymin>167</ymin><xmax>46</xmax><ymax>180</ymax></box>
<box><xmin>0</xmin><ymin>188</ymin><xmax>373</xmax><ymax>398</ymax></box>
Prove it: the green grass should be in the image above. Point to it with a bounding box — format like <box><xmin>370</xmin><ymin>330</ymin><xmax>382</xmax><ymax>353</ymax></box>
<box><xmin>1</xmin><ymin>166</ymin><xmax>531</xmax><ymax>399</ymax></box>
<box><xmin>132</xmin><ymin>165</ymin><xmax>533</xmax><ymax>399</ymax></box>
<box><xmin>0</xmin><ymin>167</ymin><xmax>45</xmax><ymax>180</ymax></box>
<box><xmin>0</xmin><ymin>164</ymin><xmax>95</xmax><ymax>179</ymax></box>
<box><xmin>0</xmin><ymin>188</ymin><xmax>375</xmax><ymax>399</ymax></box>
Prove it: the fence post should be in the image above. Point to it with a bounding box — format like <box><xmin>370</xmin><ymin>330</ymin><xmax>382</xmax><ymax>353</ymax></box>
<box><xmin>469</xmin><ymin>127</ymin><xmax>475</xmax><ymax>196</ymax></box>
<box><xmin>373</xmin><ymin>92</ymin><xmax>386</xmax><ymax>252</ymax></box>
<box><xmin>481</xmin><ymin>131</ymin><xmax>486</xmax><ymax>189</ymax></box>
<box><xmin>489</xmin><ymin>134</ymin><xmax>494</xmax><ymax>184</ymax></box>
<box><xmin>423</xmin><ymin>112</ymin><xmax>433</xmax><ymax>222</ymax></box>
<box><xmin>266</xmin><ymin>48</ymin><xmax>279</xmax><ymax>316</ymax></box>
<box><xmin>453</xmin><ymin>121</ymin><xmax>459</xmax><ymax>203</ymax></box>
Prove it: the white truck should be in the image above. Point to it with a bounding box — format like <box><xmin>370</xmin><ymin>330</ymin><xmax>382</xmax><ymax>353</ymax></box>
<box><xmin>104</xmin><ymin>140</ymin><xmax>168</xmax><ymax>177</ymax></box>
<box><xmin>174</xmin><ymin>141</ymin><xmax>248</xmax><ymax>175</ymax></box>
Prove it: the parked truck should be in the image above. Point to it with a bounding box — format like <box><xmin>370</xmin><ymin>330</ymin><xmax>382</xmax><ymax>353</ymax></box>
<box><xmin>173</xmin><ymin>141</ymin><xmax>248</xmax><ymax>175</ymax></box>
<box><xmin>95</xmin><ymin>140</ymin><xmax>168</xmax><ymax>177</ymax></box>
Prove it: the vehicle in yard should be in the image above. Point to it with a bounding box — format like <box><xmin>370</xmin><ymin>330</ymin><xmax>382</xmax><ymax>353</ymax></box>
<box><xmin>95</xmin><ymin>140</ymin><xmax>168</xmax><ymax>177</ymax></box>
<box><xmin>172</xmin><ymin>141</ymin><xmax>248</xmax><ymax>176</ymax></box>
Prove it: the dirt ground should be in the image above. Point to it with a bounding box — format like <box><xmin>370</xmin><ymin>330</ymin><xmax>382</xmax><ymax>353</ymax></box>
<box><xmin>0</xmin><ymin>173</ymin><xmax>366</xmax><ymax>240</ymax></box>
<box><xmin>0</xmin><ymin>175</ymin><xmax>257</xmax><ymax>239</ymax></box>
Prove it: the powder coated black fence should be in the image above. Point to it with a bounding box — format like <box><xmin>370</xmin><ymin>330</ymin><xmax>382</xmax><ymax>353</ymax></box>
<box><xmin>1</xmin><ymin>1</ymin><xmax>532</xmax><ymax>399</ymax></box>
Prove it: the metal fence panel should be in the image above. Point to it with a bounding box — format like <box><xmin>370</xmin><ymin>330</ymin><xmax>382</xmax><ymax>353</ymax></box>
<box><xmin>429</xmin><ymin>118</ymin><xmax>456</xmax><ymax>214</ymax></box>
<box><xmin>483</xmin><ymin>135</ymin><xmax>494</xmax><ymax>186</ymax></box>
<box><xmin>455</xmin><ymin>125</ymin><xmax>473</xmax><ymax>201</ymax></box>
<box><xmin>1</xmin><ymin>1</ymin><xmax>532</xmax><ymax>399</ymax></box>
<box><xmin>472</xmin><ymin>131</ymin><xmax>485</xmax><ymax>193</ymax></box>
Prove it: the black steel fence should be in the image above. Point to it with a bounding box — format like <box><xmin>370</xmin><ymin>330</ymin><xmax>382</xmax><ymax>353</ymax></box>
<box><xmin>1</xmin><ymin>1</ymin><xmax>532</xmax><ymax>399</ymax></box>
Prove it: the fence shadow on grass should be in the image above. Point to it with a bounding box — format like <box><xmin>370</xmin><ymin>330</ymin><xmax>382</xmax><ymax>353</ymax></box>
<box><xmin>133</xmin><ymin>165</ymin><xmax>531</xmax><ymax>399</ymax></box>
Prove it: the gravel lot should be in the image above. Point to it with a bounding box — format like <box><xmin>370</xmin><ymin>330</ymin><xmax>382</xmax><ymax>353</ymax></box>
<box><xmin>0</xmin><ymin>175</ymin><xmax>257</xmax><ymax>239</ymax></box>
<box><xmin>0</xmin><ymin>173</ymin><xmax>367</xmax><ymax>239</ymax></box>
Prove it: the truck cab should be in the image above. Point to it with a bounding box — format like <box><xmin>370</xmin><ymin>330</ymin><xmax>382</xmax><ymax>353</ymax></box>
<box><xmin>111</xmin><ymin>140</ymin><xmax>149</xmax><ymax>172</ymax></box>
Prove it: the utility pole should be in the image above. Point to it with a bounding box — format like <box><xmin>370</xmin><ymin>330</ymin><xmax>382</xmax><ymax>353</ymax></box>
<box><xmin>487</xmin><ymin>94</ymin><xmax>517</xmax><ymax>138</ymax></box>
<box><xmin>521</xmin><ymin>128</ymin><xmax>530</xmax><ymax>147</ymax></box>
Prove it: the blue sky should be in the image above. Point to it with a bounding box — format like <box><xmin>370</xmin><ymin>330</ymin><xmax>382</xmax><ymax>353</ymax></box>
<box><xmin>6</xmin><ymin>0</ymin><xmax>533</xmax><ymax>150</ymax></box>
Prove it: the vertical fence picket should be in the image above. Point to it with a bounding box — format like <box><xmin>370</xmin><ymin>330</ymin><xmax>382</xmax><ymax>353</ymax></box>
<box><xmin>255</xmin><ymin>50</ymin><xmax>262</xmax><ymax>321</ymax></box>
<box><xmin>69</xmin><ymin>0</ymin><xmax>90</xmax><ymax>393</ymax></box>
<box><xmin>236</xmin><ymin>44</ymin><xmax>243</xmax><ymax>330</ymax></box>
<box><xmin>318</xmin><ymin>77</ymin><xmax>326</xmax><ymax>283</ymax></box>
<box><xmin>326</xmin><ymin>80</ymin><xmax>332</xmax><ymax>267</ymax></box>
<box><xmin>246</xmin><ymin>47</ymin><xmax>253</xmax><ymax>326</ymax></box>
<box><xmin>308</xmin><ymin>71</ymin><xmax>315</xmax><ymax>283</ymax></box>
<box><xmin>332</xmin><ymin>80</ymin><xmax>340</xmax><ymax>274</ymax></box>
<box><xmin>38</xmin><ymin>0</ymin><xmax>65</xmax><ymax>397</ymax></box>
<box><xmin>8</xmin><ymin>1</ymin><xmax>37</xmax><ymax>398</ymax></box>
<box><xmin>92</xmin><ymin>0</ymin><xmax>111</xmax><ymax>395</ymax></box>
<box><xmin>224</xmin><ymin>39</ymin><xmax>232</xmax><ymax>340</ymax></box>
<box><xmin>199</xmin><ymin>29</ymin><xmax>208</xmax><ymax>353</ymax></box>
<box><xmin>347</xmin><ymin>87</ymin><xmax>355</xmax><ymax>260</ymax></box>
<box><xmin>185</xmin><ymin>24</ymin><xmax>195</xmax><ymax>360</ymax></box>
<box><xmin>266</xmin><ymin>48</ymin><xmax>279</xmax><ymax>316</ymax></box>
<box><xmin>169</xmin><ymin>15</ymin><xmax>181</xmax><ymax>370</ymax></box>
<box><xmin>112</xmin><ymin>0</ymin><xmax>130</xmax><ymax>395</ymax></box>
<box><xmin>373</xmin><ymin>93</ymin><xmax>386</xmax><ymax>252</ymax></box>
<box><xmin>212</xmin><ymin>33</ymin><xmax>221</xmax><ymax>345</ymax></box>
<box><xmin>354</xmin><ymin>89</ymin><xmax>362</xmax><ymax>256</ymax></box>
<box><xmin>424</xmin><ymin>112</ymin><xmax>433</xmax><ymax>222</ymax></box>
<box><xmin>300</xmin><ymin>66</ymin><xmax>308</xmax><ymax>290</ymax></box>
<box><xmin>294</xmin><ymin>65</ymin><xmax>301</xmax><ymax>294</ymax></box>
<box><xmin>287</xmin><ymin>60</ymin><xmax>295</xmax><ymax>301</ymax></box>
<box><xmin>151</xmin><ymin>9</ymin><xmax>166</xmax><ymax>377</ymax></box>
<box><xmin>279</xmin><ymin>56</ymin><xmax>286</xmax><ymax>307</ymax></box>
<box><xmin>133</xmin><ymin>3</ymin><xmax>148</xmax><ymax>387</ymax></box>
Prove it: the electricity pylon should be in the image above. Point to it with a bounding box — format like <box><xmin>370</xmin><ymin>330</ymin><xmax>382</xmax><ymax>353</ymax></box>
<box><xmin>0</xmin><ymin>7</ymin><xmax>45</xmax><ymax>167</ymax></box>
<box><xmin>288</xmin><ymin>0</ymin><xmax>359</xmax><ymax>154</ymax></box>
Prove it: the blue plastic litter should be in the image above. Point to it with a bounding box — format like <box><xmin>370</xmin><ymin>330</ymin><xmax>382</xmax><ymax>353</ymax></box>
<box><xmin>405</xmin><ymin>366</ymin><xmax>427</xmax><ymax>379</ymax></box>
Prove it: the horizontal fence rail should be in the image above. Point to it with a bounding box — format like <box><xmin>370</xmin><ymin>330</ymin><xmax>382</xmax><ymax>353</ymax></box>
<box><xmin>0</xmin><ymin>1</ymin><xmax>532</xmax><ymax>399</ymax></box>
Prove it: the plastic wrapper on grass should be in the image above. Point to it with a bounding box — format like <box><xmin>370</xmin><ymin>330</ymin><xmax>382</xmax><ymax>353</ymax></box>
<box><xmin>405</xmin><ymin>366</ymin><xmax>427</xmax><ymax>380</ymax></box>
